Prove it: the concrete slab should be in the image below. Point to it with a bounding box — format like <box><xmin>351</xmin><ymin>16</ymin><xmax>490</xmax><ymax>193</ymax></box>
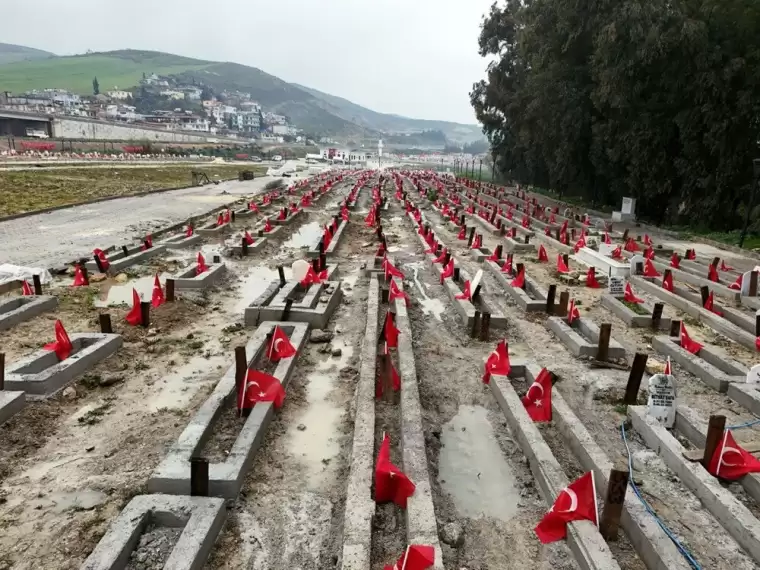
<box><xmin>675</xmin><ymin>405</ymin><xmax>760</xmax><ymax>506</ymax></box>
<box><xmin>628</xmin><ymin>406</ymin><xmax>760</xmax><ymax>562</ymax></box>
<box><xmin>197</xmin><ymin>221</ymin><xmax>231</xmax><ymax>237</ymax></box>
<box><xmin>307</xmin><ymin>219</ymin><xmax>348</xmax><ymax>258</ymax></box>
<box><xmin>147</xmin><ymin>322</ymin><xmax>309</xmax><ymax>498</ymax></box>
<box><xmin>645</xmin><ymin>260</ymin><xmax>742</xmax><ymax>302</ymax></box>
<box><xmin>576</xmin><ymin>247</ymin><xmax>630</xmax><ymax>278</ymax></box>
<box><xmin>4</xmin><ymin>333</ymin><xmax>122</xmax><ymax>398</ymax></box>
<box><xmin>0</xmin><ymin>295</ymin><xmax>58</xmax><ymax>331</ymax></box>
<box><xmin>489</xmin><ymin>367</ymin><xmax>622</xmax><ymax>570</ymax></box>
<box><xmin>651</xmin><ymin>335</ymin><xmax>745</xmax><ymax>393</ymax></box>
<box><xmin>600</xmin><ymin>294</ymin><xmax>672</xmax><ymax>330</ymax></box>
<box><xmin>340</xmin><ymin>277</ymin><xmax>379</xmax><ymax>570</ymax></box>
<box><xmin>393</xmin><ymin>281</ymin><xmax>444</xmax><ymax>569</ymax></box>
<box><xmin>102</xmin><ymin>245</ymin><xmax>167</xmax><ymax>275</ymax></box>
<box><xmin>160</xmin><ymin>233</ymin><xmax>203</xmax><ymax>249</ymax></box>
<box><xmin>0</xmin><ymin>391</ymin><xmax>26</xmax><ymax>425</ymax></box>
<box><xmin>80</xmin><ymin>494</ymin><xmax>226</xmax><ymax>570</ymax></box>
<box><xmin>547</xmin><ymin>317</ymin><xmax>626</xmax><ymax>360</ymax></box>
<box><xmin>173</xmin><ymin>264</ymin><xmax>227</xmax><ymax>290</ymax></box>
<box><xmin>485</xmin><ymin>260</ymin><xmax>562</xmax><ymax>313</ymax></box>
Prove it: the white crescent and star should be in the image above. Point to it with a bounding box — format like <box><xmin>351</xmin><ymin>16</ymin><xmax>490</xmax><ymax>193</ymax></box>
<box><xmin>720</xmin><ymin>447</ymin><xmax>744</xmax><ymax>468</ymax></box>
<box><xmin>555</xmin><ymin>488</ymin><xmax>579</xmax><ymax>514</ymax></box>
<box><xmin>526</xmin><ymin>381</ymin><xmax>545</xmax><ymax>400</ymax></box>
<box><xmin>274</xmin><ymin>338</ymin><xmax>284</xmax><ymax>351</ymax></box>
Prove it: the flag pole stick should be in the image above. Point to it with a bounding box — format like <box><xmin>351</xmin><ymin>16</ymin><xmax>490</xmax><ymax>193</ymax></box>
<box><xmin>400</xmin><ymin>545</ymin><xmax>411</xmax><ymax>570</ymax></box>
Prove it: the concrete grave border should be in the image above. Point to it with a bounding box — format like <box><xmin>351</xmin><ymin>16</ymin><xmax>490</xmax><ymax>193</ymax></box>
<box><xmin>172</xmin><ymin>264</ymin><xmax>227</xmax><ymax>290</ymax></box>
<box><xmin>489</xmin><ymin>366</ymin><xmax>623</xmax><ymax>570</ymax></box>
<box><xmin>485</xmin><ymin>260</ymin><xmax>562</xmax><ymax>313</ymax></box>
<box><xmin>147</xmin><ymin>322</ymin><xmax>309</xmax><ymax>498</ymax></box>
<box><xmin>197</xmin><ymin>221</ymin><xmax>231</xmax><ymax>237</ymax></box>
<box><xmin>0</xmin><ymin>295</ymin><xmax>58</xmax><ymax>331</ymax></box>
<box><xmin>86</xmin><ymin>245</ymin><xmax>167</xmax><ymax>275</ymax></box>
<box><xmin>4</xmin><ymin>333</ymin><xmax>122</xmax><ymax>398</ymax></box>
<box><xmin>228</xmin><ymin>237</ymin><xmax>268</xmax><ymax>257</ymax></box>
<box><xmin>340</xmin><ymin>277</ymin><xmax>379</xmax><ymax>570</ymax></box>
<box><xmin>307</xmin><ymin>218</ymin><xmax>349</xmax><ymax>258</ymax></box>
<box><xmin>393</xmin><ymin>280</ymin><xmax>444</xmax><ymax>568</ymax></box>
<box><xmin>160</xmin><ymin>233</ymin><xmax>203</xmax><ymax>249</ymax></box>
<box><xmin>600</xmin><ymin>294</ymin><xmax>672</xmax><ymax>330</ymax></box>
<box><xmin>271</xmin><ymin>207</ymin><xmax>305</xmax><ymax>227</ymax></box>
<box><xmin>628</xmin><ymin>406</ymin><xmax>760</xmax><ymax>562</ymax></box>
<box><xmin>576</xmin><ymin>247</ymin><xmax>630</xmax><ymax>278</ymax></box>
<box><xmin>0</xmin><ymin>391</ymin><xmax>26</xmax><ymax>425</ymax></box>
<box><xmin>547</xmin><ymin>316</ymin><xmax>626</xmax><ymax>360</ymax></box>
<box><xmin>80</xmin><ymin>494</ymin><xmax>226</xmax><ymax>570</ymax></box>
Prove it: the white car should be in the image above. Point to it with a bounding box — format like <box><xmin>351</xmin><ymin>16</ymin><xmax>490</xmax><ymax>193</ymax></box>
<box><xmin>272</xmin><ymin>155</ymin><xmax>283</xmax><ymax>162</ymax></box>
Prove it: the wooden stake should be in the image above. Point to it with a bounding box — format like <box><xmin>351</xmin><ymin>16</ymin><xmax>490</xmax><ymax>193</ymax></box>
<box><xmin>99</xmin><ymin>313</ymin><xmax>113</xmax><ymax>334</ymax></box>
<box><xmin>121</xmin><ymin>245</ymin><xmax>129</xmax><ymax>257</ymax></box>
<box><xmin>278</xmin><ymin>266</ymin><xmax>286</xmax><ymax>287</ymax></box>
<box><xmin>32</xmin><ymin>274</ymin><xmax>42</xmax><ymax>295</ymax></box>
<box><xmin>624</xmin><ymin>353</ymin><xmax>649</xmax><ymax>405</ymax></box>
<box><xmin>479</xmin><ymin>312</ymin><xmax>491</xmax><ymax>342</ymax></box>
<box><xmin>669</xmin><ymin>320</ymin><xmax>681</xmax><ymax>337</ymax></box>
<box><xmin>597</xmin><ymin>324</ymin><xmax>612</xmax><ymax>362</ymax></box>
<box><xmin>471</xmin><ymin>311</ymin><xmax>481</xmax><ymax>339</ymax></box>
<box><xmin>281</xmin><ymin>298</ymin><xmax>294</xmax><ymax>321</ymax></box>
<box><xmin>468</xmin><ymin>227</ymin><xmax>476</xmax><ymax>247</ymax></box>
<box><xmin>558</xmin><ymin>291</ymin><xmax>570</xmax><ymax>317</ymax></box>
<box><xmin>562</xmin><ymin>253</ymin><xmax>569</xmax><ymax>267</ymax></box>
<box><xmin>190</xmin><ymin>457</ymin><xmax>209</xmax><ymax>497</ymax></box>
<box><xmin>241</xmin><ymin>237</ymin><xmax>248</xmax><ymax>257</ymax></box>
<box><xmin>139</xmin><ymin>301</ymin><xmax>150</xmax><ymax>329</ymax></box>
<box><xmin>750</xmin><ymin>271</ymin><xmax>758</xmax><ymax>297</ymax></box>
<box><xmin>165</xmin><ymin>279</ymin><xmax>175</xmax><ymax>302</ymax></box>
<box><xmin>0</xmin><ymin>352</ymin><xmax>4</xmax><ymax>391</ymax></box>
<box><xmin>80</xmin><ymin>263</ymin><xmax>90</xmax><ymax>286</ymax></box>
<box><xmin>234</xmin><ymin>345</ymin><xmax>247</xmax><ymax>395</ymax></box>
<box><xmin>546</xmin><ymin>284</ymin><xmax>557</xmax><ymax>315</ymax></box>
<box><xmin>600</xmin><ymin>467</ymin><xmax>630</xmax><ymax>541</ymax></box>
<box><xmin>700</xmin><ymin>286</ymin><xmax>710</xmax><ymax>307</ymax></box>
<box><xmin>702</xmin><ymin>415</ymin><xmax>726</xmax><ymax>469</ymax></box>
<box><xmin>651</xmin><ymin>303</ymin><xmax>664</xmax><ymax>330</ymax></box>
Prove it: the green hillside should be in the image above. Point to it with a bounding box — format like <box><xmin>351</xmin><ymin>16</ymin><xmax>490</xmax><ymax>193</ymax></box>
<box><xmin>0</xmin><ymin>50</ymin><xmax>210</xmax><ymax>94</ymax></box>
<box><xmin>0</xmin><ymin>42</ymin><xmax>55</xmax><ymax>65</ymax></box>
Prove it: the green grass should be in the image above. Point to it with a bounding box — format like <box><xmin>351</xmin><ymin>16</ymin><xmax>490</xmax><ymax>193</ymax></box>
<box><xmin>622</xmin><ymin>300</ymin><xmax>649</xmax><ymax>315</ymax></box>
<box><xmin>0</xmin><ymin>51</ymin><xmax>210</xmax><ymax>94</ymax></box>
<box><xmin>676</xmin><ymin>229</ymin><xmax>760</xmax><ymax>251</ymax></box>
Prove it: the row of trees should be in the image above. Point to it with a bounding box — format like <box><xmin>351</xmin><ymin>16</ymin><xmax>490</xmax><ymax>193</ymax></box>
<box><xmin>471</xmin><ymin>0</ymin><xmax>760</xmax><ymax>231</ymax></box>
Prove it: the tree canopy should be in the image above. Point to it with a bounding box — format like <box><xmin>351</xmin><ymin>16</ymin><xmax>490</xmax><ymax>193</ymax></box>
<box><xmin>471</xmin><ymin>0</ymin><xmax>760</xmax><ymax>230</ymax></box>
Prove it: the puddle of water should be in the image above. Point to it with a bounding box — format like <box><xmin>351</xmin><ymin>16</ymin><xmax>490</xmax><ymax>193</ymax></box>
<box><xmin>316</xmin><ymin>338</ymin><xmax>354</xmax><ymax>371</ymax></box>
<box><xmin>95</xmin><ymin>275</ymin><xmax>165</xmax><ymax>307</ymax></box>
<box><xmin>287</xmin><ymin>367</ymin><xmax>343</xmax><ymax>490</ymax></box>
<box><xmin>283</xmin><ymin>221</ymin><xmax>322</xmax><ymax>249</ymax></box>
<box><xmin>438</xmin><ymin>405</ymin><xmax>520</xmax><ymax>521</ymax></box>
<box><xmin>231</xmin><ymin>265</ymin><xmax>292</xmax><ymax>313</ymax></box>
<box><xmin>46</xmin><ymin>490</ymin><xmax>107</xmax><ymax>513</ymax></box>
<box><xmin>409</xmin><ymin>263</ymin><xmax>445</xmax><ymax>321</ymax></box>
<box><xmin>147</xmin><ymin>341</ymin><xmax>228</xmax><ymax>412</ymax></box>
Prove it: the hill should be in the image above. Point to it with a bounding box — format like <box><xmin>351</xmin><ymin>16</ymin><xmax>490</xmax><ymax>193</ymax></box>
<box><xmin>0</xmin><ymin>42</ymin><xmax>55</xmax><ymax>65</ymax></box>
<box><xmin>0</xmin><ymin>47</ymin><xmax>483</xmax><ymax>141</ymax></box>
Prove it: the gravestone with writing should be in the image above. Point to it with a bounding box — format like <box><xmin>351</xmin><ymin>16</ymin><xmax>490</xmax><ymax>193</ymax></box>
<box><xmin>747</xmin><ymin>364</ymin><xmax>760</xmax><ymax>385</ymax></box>
<box><xmin>647</xmin><ymin>373</ymin><xmax>676</xmax><ymax>428</ymax></box>
<box><xmin>608</xmin><ymin>276</ymin><xmax>625</xmax><ymax>297</ymax></box>
<box><xmin>621</xmin><ymin>197</ymin><xmax>636</xmax><ymax>216</ymax></box>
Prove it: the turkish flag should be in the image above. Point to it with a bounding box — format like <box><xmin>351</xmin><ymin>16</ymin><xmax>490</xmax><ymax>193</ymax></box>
<box><xmin>586</xmin><ymin>268</ymin><xmax>600</xmax><ymax>288</ymax></box>
<box><xmin>224</xmin><ymin>209</ymin><xmax>231</xmax><ymax>224</ymax></box>
<box><xmin>380</xmin><ymin>311</ymin><xmax>399</xmax><ymax>348</ymax></box>
<box><xmin>455</xmin><ymin>280</ymin><xmax>472</xmax><ymax>301</ymax></box>
<box><xmin>644</xmin><ymin>246</ymin><xmax>655</xmax><ymax>260</ymax></box>
<box><xmin>538</xmin><ymin>245</ymin><xmax>549</xmax><ymax>263</ymax></box>
<box><xmin>643</xmin><ymin>259</ymin><xmax>660</xmax><ymax>277</ymax></box>
<box><xmin>375</xmin><ymin>434</ymin><xmax>416</xmax><ymax>508</ymax></box>
<box><xmin>376</xmin><ymin>344</ymin><xmax>401</xmax><ymax>398</ymax></box>
<box><xmin>249</xmin><ymin>201</ymin><xmax>259</xmax><ymax>212</ymax></box>
<box><xmin>482</xmin><ymin>339</ymin><xmax>510</xmax><ymax>384</ymax></box>
<box><xmin>196</xmin><ymin>252</ymin><xmax>209</xmax><ymax>276</ymax></box>
<box><xmin>560</xmin><ymin>220</ymin><xmax>568</xmax><ymax>234</ymax></box>
<box><xmin>603</xmin><ymin>232</ymin><xmax>611</xmax><ymax>245</ymax></box>
<box><xmin>510</xmin><ymin>266</ymin><xmax>526</xmax><ymax>289</ymax></box>
<box><xmin>502</xmin><ymin>256</ymin><xmax>513</xmax><ymax>274</ymax></box>
<box><xmin>72</xmin><ymin>264</ymin><xmax>87</xmax><ymax>287</ymax></box>
<box><xmin>708</xmin><ymin>430</ymin><xmax>760</xmax><ymax>480</ymax></box>
<box><xmin>522</xmin><ymin>367</ymin><xmax>553</xmax><ymax>422</ymax></box>
<box><xmin>664</xmin><ymin>356</ymin><xmax>672</xmax><ymax>375</ymax></box>
<box><xmin>644</xmin><ymin>234</ymin><xmax>652</xmax><ymax>246</ymax></box>
<box><xmin>611</xmin><ymin>246</ymin><xmax>623</xmax><ymax>260</ymax></box>
<box><xmin>125</xmin><ymin>288</ymin><xmax>142</xmax><ymax>326</ymax></box>
<box><xmin>341</xmin><ymin>208</ymin><xmax>349</xmax><ymax>221</ymax></box>
<box><xmin>383</xmin><ymin>545</ymin><xmax>435</xmax><ymax>570</ymax></box>
<box><xmin>686</xmin><ymin>249</ymin><xmax>696</xmax><ymax>260</ymax></box>
<box><xmin>545</xmin><ymin>226</ymin><xmax>552</xmax><ymax>237</ymax></box>
<box><xmin>704</xmin><ymin>291</ymin><xmax>723</xmax><ymax>316</ymax></box>
<box><xmin>472</xmin><ymin>234</ymin><xmax>482</xmax><ymax>249</ymax></box>
<box><xmin>457</xmin><ymin>226</ymin><xmax>466</xmax><ymax>240</ymax></box>
<box><xmin>625</xmin><ymin>238</ymin><xmax>640</xmax><ymax>252</ymax></box>
<box><xmin>141</xmin><ymin>234</ymin><xmax>153</xmax><ymax>251</ymax></box>
<box><xmin>486</xmin><ymin>248</ymin><xmax>501</xmax><ymax>262</ymax></box>
<box><xmin>93</xmin><ymin>248</ymin><xmax>111</xmax><ymax>271</ymax></box>
<box><xmin>535</xmin><ymin>471</ymin><xmax>599</xmax><ymax>544</ymax></box>
<box><xmin>574</xmin><ymin>235</ymin><xmax>586</xmax><ymax>253</ymax></box>
<box><xmin>567</xmin><ymin>298</ymin><xmax>581</xmax><ymax>324</ymax></box>
<box><xmin>186</xmin><ymin>224</ymin><xmax>194</xmax><ymax>237</ymax></box>
<box><xmin>624</xmin><ymin>283</ymin><xmax>644</xmax><ymax>303</ymax></box>
<box><xmin>662</xmin><ymin>272</ymin><xmax>674</xmax><ymax>292</ymax></box>
<box><xmin>21</xmin><ymin>280</ymin><xmax>33</xmax><ymax>296</ymax></box>
<box><xmin>680</xmin><ymin>323</ymin><xmax>703</xmax><ymax>355</ymax></box>
<box><xmin>43</xmin><ymin>320</ymin><xmax>73</xmax><ymax>361</ymax></box>
<box><xmin>238</xmin><ymin>369</ymin><xmax>286</xmax><ymax>411</ymax></box>
<box><xmin>720</xmin><ymin>260</ymin><xmax>734</xmax><ymax>272</ymax></box>
<box><xmin>390</xmin><ymin>280</ymin><xmax>410</xmax><ymax>306</ymax></box>
<box><xmin>151</xmin><ymin>275</ymin><xmax>165</xmax><ymax>308</ymax></box>
<box><xmin>729</xmin><ymin>274</ymin><xmax>743</xmax><ymax>291</ymax></box>
<box><xmin>670</xmin><ymin>253</ymin><xmax>680</xmax><ymax>269</ymax></box>
<box><xmin>557</xmin><ymin>254</ymin><xmax>570</xmax><ymax>274</ymax></box>
<box><xmin>440</xmin><ymin>259</ymin><xmax>454</xmax><ymax>283</ymax></box>
<box><xmin>432</xmin><ymin>248</ymin><xmax>447</xmax><ymax>264</ymax></box>
<box><xmin>708</xmin><ymin>265</ymin><xmax>719</xmax><ymax>282</ymax></box>
<box><xmin>264</xmin><ymin>219</ymin><xmax>273</xmax><ymax>232</ymax></box>
<box><xmin>216</xmin><ymin>213</ymin><xmax>225</xmax><ymax>227</ymax></box>
<box><xmin>267</xmin><ymin>325</ymin><xmax>297</xmax><ymax>361</ymax></box>
<box><xmin>383</xmin><ymin>258</ymin><xmax>405</xmax><ymax>280</ymax></box>
<box><xmin>300</xmin><ymin>265</ymin><xmax>322</xmax><ymax>287</ymax></box>
<box><xmin>244</xmin><ymin>231</ymin><xmax>255</xmax><ymax>245</ymax></box>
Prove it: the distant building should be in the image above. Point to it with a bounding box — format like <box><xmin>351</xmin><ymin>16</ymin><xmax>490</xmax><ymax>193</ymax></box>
<box><xmin>271</xmin><ymin>124</ymin><xmax>296</xmax><ymax>136</ymax></box>
<box><xmin>260</xmin><ymin>133</ymin><xmax>284</xmax><ymax>143</ymax></box>
<box><xmin>106</xmin><ymin>90</ymin><xmax>131</xmax><ymax>101</ymax></box>
<box><xmin>182</xmin><ymin>87</ymin><xmax>203</xmax><ymax>101</ymax></box>
<box><xmin>161</xmin><ymin>90</ymin><xmax>186</xmax><ymax>101</ymax></box>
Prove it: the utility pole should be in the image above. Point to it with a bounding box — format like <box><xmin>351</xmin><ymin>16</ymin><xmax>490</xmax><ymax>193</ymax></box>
<box><xmin>739</xmin><ymin>159</ymin><xmax>760</xmax><ymax>248</ymax></box>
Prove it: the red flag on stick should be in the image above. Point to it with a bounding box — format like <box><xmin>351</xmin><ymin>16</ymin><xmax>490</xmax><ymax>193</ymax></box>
<box><xmin>729</xmin><ymin>274</ymin><xmax>743</xmax><ymax>291</ymax></box>
<box><xmin>680</xmin><ymin>323</ymin><xmax>703</xmax><ymax>355</ymax></box>
<box><xmin>440</xmin><ymin>259</ymin><xmax>454</xmax><ymax>283</ymax></box>
<box><xmin>455</xmin><ymin>280</ymin><xmax>472</xmax><ymax>301</ymax></box>
<box><xmin>611</xmin><ymin>246</ymin><xmax>623</xmax><ymax>260</ymax></box>
<box><xmin>510</xmin><ymin>265</ymin><xmax>525</xmax><ymax>288</ymax></box>
<box><xmin>43</xmin><ymin>320</ymin><xmax>73</xmax><ymax>361</ymax></box>
<box><xmin>708</xmin><ymin>265</ymin><xmax>719</xmax><ymax>282</ymax></box>
<box><xmin>704</xmin><ymin>291</ymin><xmax>723</xmax><ymax>316</ymax></box>
<box><xmin>196</xmin><ymin>253</ymin><xmax>209</xmax><ymax>276</ymax></box>
<box><xmin>567</xmin><ymin>298</ymin><xmax>581</xmax><ymax>324</ymax></box>
<box><xmin>238</xmin><ymin>369</ymin><xmax>286</xmax><ymax>411</ymax></box>
<box><xmin>670</xmin><ymin>253</ymin><xmax>680</xmax><ymax>269</ymax></box>
<box><xmin>522</xmin><ymin>368</ymin><xmax>553</xmax><ymax>422</ymax></box>
<box><xmin>585</xmin><ymin>268</ymin><xmax>600</xmax><ymax>288</ymax></box>
<box><xmin>21</xmin><ymin>280</ymin><xmax>33</xmax><ymax>296</ymax></box>
<box><xmin>93</xmin><ymin>248</ymin><xmax>110</xmax><ymax>271</ymax></box>
<box><xmin>483</xmin><ymin>339</ymin><xmax>510</xmax><ymax>384</ymax></box>
<box><xmin>267</xmin><ymin>325</ymin><xmax>297</xmax><ymax>361</ymax></box>
<box><xmin>720</xmin><ymin>260</ymin><xmax>734</xmax><ymax>272</ymax></box>
<box><xmin>383</xmin><ymin>545</ymin><xmax>435</xmax><ymax>570</ymax></box>
<box><xmin>375</xmin><ymin>434</ymin><xmax>416</xmax><ymax>508</ymax></box>
<box><xmin>389</xmin><ymin>280</ymin><xmax>410</xmax><ymax>306</ymax></box>
<box><xmin>535</xmin><ymin>471</ymin><xmax>599</xmax><ymax>544</ymax></box>
<box><xmin>125</xmin><ymin>288</ymin><xmax>142</xmax><ymax>326</ymax></box>
<box><xmin>380</xmin><ymin>311</ymin><xmax>399</xmax><ymax>348</ymax></box>
<box><xmin>624</xmin><ymin>283</ymin><xmax>644</xmax><ymax>303</ymax></box>
<box><xmin>643</xmin><ymin>259</ymin><xmax>661</xmax><ymax>277</ymax></box>
<box><xmin>151</xmin><ymin>275</ymin><xmax>165</xmax><ymax>308</ymax></box>
<box><xmin>186</xmin><ymin>224</ymin><xmax>194</xmax><ymax>237</ymax></box>
<box><xmin>708</xmin><ymin>430</ymin><xmax>760</xmax><ymax>481</ymax></box>
<box><xmin>557</xmin><ymin>254</ymin><xmax>569</xmax><ymax>274</ymax></box>
<box><xmin>662</xmin><ymin>272</ymin><xmax>674</xmax><ymax>292</ymax></box>
<box><xmin>72</xmin><ymin>265</ymin><xmax>87</xmax><ymax>287</ymax></box>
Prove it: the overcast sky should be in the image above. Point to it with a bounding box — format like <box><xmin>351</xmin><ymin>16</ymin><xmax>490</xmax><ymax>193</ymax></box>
<box><xmin>3</xmin><ymin>0</ymin><xmax>494</xmax><ymax>125</ymax></box>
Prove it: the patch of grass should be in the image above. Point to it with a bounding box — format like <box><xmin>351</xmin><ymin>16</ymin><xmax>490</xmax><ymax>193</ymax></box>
<box><xmin>77</xmin><ymin>401</ymin><xmax>113</xmax><ymax>425</ymax></box>
<box><xmin>622</xmin><ymin>300</ymin><xmax>649</xmax><ymax>315</ymax></box>
<box><xmin>0</xmin><ymin>165</ymin><xmax>265</xmax><ymax>216</ymax></box>
<box><xmin>614</xmin><ymin>403</ymin><xmax>628</xmax><ymax>415</ymax></box>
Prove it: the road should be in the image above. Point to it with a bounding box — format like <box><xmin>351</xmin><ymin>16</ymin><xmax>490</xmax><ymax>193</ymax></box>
<box><xmin>0</xmin><ymin>177</ymin><xmax>273</xmax><ymax>269</ymax></box>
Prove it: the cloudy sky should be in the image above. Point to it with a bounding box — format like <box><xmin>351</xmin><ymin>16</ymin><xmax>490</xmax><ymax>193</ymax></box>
<box><xmin>3</xmin><ymin>0</ymin><xmax>495</xmax><ymax>125</ymax></box>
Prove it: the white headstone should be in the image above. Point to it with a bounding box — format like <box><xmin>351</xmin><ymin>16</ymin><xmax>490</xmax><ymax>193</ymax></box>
<box><xmin>647</xmin><ymin>373</ymin><xmax>676</xmax><ymax>428</ymax></box>
<box><xmin>291</xmin><ymin>259</ymin><xmax>311</xmax><ymax>281</ymax></box>
<box><xmin>747</xmin><ymin>364</ymin><xmax>760</xmax><ymax>385</ymax></box>
<box><xmin>621</xmin><ymin>197</ymin><xmax>636</xmax><ymax>215</ymax></box>
<box><xmin>471</xmin><ymin>269</ymin><xmax>484</xmax><ymax>295</ymax></box>
<box><xmin>608</xmin><ymin>276</ymin><xmax>625</xmax><ymax>297</ymax></box>
<box><xmin>599</xmin><ymin>243</ymin><xmax>616</xmax><ymax>257</ymax></box>
<box><xmin>741</xmin><ymin>270</ymin><xmax>755</xmax><ymax>296</ymax></box>
<box><xmin>629</xmin><ymin>254</ymin><xmax>645</xmax><ymax>274</ymax></box>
